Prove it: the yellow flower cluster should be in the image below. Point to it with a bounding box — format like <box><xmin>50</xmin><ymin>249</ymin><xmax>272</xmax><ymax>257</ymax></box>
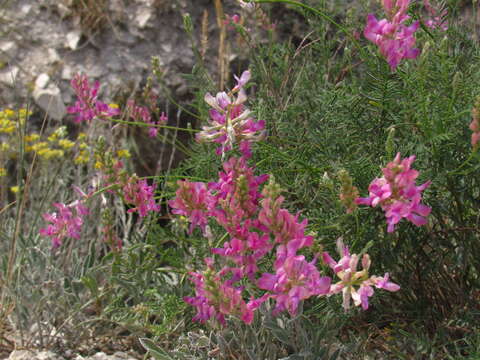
<box><xmin>25</xmin><ymin>126</ymin><xmax>76</xmax><ymax>160</ymax></box>
<box><xmin>0</xmin><ymin>108</ymin><xmax>31</xmax><ymax>134</ymax></box>
<box><xmin>74</xmin><ymin>133</ymin><xmax>90</xmax><ymax>164</ymax></box>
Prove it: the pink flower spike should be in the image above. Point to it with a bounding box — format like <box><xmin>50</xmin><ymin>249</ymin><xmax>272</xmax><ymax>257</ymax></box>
<box><xmin>364</xmin><ymin>0</ymin><xmax>421</xmax><ymax>70</ymax></box>
<box><xmin>169</xmin><ymin>180</ymin><xmax>214</xmax><ymax>234</ymax></box>
<box><xmin>258</xmin><ymin>255</ymin><xmax>331</xmax><ymax>316</ymax></box>
<box><xmin>123</xmin><ymin>178</ymin><xmax>160</xmax><ymax>218</ymax></box>
<box><xmin>39</xmin><ymin>201</ymin><xmax>89</xmax><ymax>248</ymax></box>
<box><xmin>67</xmin><ymin>73</ymin><xmax>120</xmax><ymax>123</ymax></box>
<box><xmin>197</xmin><ymin>70</ymin><xmax>265</xmax><ymax>157</ymax></box>
<box><xmin>356</xmin><ymin>153</ymin><xmax>431</xmax><ymax>232</ymax></box>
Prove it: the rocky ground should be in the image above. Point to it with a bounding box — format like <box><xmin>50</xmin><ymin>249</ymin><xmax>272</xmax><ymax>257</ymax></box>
<box><xmin>6</xmin><ymin>350</ymin><xmax>142</xmax><ymax>360</ymax></box>
<box><xmin>0</xmin><ymin>0</ymin><xmax>230</xmax><ymax>118</ymax></box>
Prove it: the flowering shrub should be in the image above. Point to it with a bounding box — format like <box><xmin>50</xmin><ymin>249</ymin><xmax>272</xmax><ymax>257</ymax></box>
<box><xmin>170</xmin><ymin>70</ymin><xmax>402</xmax><ymax>326</ymax></box>
<box><xmin>6</xmin><ymin>1</ymin><xmax>478</xmax><ymax>357</ymax></box>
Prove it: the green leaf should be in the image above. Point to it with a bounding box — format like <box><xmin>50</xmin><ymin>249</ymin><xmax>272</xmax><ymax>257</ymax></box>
<box><xmin>139</xmin><ymin>338</ymin><xmax>176</xmax><ymax>360</ymax></box>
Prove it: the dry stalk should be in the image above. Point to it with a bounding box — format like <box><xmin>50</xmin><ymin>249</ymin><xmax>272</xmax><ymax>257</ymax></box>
<box><xmin>201</xmin><ymin>10</ymin><xmax>209</xmax><ymax>60</ymax></box>
<box><xmin>214</xmin><ymin>0</ymin><xmax>227</xmax><ymax>90</ymax></box>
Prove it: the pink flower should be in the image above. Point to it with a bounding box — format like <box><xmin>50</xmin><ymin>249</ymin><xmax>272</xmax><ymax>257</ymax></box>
<box><xmin>209</xmin><ymin>156</ymin><xmax>268</xmax><ymax>231</ymax></box>
<box><xmin>364</xmin><ymin>0</ymin><xmax>420</xmax><ymax>70</ymax></box>
<box><xmin>67</xmin><ymin>73</ymin><xmax>120</xmax><ymax>123</ymax></box>
<box><xmin>123</xmin><ymin>178</ymin><xmax>160</xmax><ymax>217</ymax></box>
<box><xmin>356</xmin><ymin>153</ymin><xmax>431</xmax><ymax>232</ymax></box>
<box><xmin>212</xmin><ymin>226</ymin><xmax>272</xmax><ymax>280</ymax></box>
<box><xmin>169</xmin><ymin>180</ymin><xmax>215</xmax><ymax>234</ymax></box>
<box><xmin>39</xmin><ymin>201</ymin><xmax>89</xmax><ymax>248</ymax></box>
<box><xmin>197</xmin><ymin>70</ymin><xmax>265</xmax><ymax>157</ymax></box>
<box><xmin>258</xmin><ymin>255</ymin><xmax>331</xmax><ymax>316</ymax></box>
<box><xmin>258</xmin><ymin>195</ymin><xmax>313</xmax><ymax>268</ymax></box>
<box><xmin>184</xmin><ymin>259</ymin><xmax>268</xmax><ymax>325</ymax></box>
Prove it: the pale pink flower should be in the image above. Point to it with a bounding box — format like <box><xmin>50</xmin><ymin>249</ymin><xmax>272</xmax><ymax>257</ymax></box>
<box><xmin>324</xmin><ymin>239</ymin><xmax>400</xmax><ymax>311</ymax></box>
<box><xmin>197</xmin><ymin>70</ymin><xmax>265</xmax><ymax>157</ymax></box>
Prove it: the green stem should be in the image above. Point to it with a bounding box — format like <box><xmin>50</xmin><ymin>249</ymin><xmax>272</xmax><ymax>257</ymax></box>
<box><xmin>109</xmin><ymin>118</ymin><xmax>199</xmax><ymax>133</ymax></box>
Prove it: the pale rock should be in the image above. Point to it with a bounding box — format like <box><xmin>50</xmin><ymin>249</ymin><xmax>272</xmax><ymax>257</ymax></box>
<box><xmin>161</xmin><ymin>44</ymin><xmax>172</xmax><ymax>53</ymax></box>
<box><xmin>56</xmin><ymin>3</ymin><xmax>72</xmax><ymax>18</ymax></box>
<box><xmin>48</xmin><ymin>48</ymin><xmax>60</xmax><ymax>63</ymax></box>
<box><xmin>92</xmin><ymin>352</ymin><xmax>108</xmax><ymax>360</ymax></box>
<box><xmin>36</xmin><ymin>351</ymin><xmax>64</xmax><ymax>360</ymax></box>
<box><xmin>33</xmin><ymin>85</ymin><xmax>67</xmax><ymax>121</ymax></box>
<box><xmin>61</xmin><ymin>65</ymin><xmax>74</xmax><ymax>80</ymax></box>
<box><xmin>0</xmin><ymin>41</ymin><xmax>18</xmax><ymax>62</ymax></box>
<box><xmin>8</xmin><ymin>350</ymin><xmax>63</xmax><ymax>360</ymax></box>
<box><xmin>20</xmin><ymin>4</ymin><xmax>32</xmax><ymax>15</ymax></box>
<box><xmin>112</xmin><ymin>351</ymin><xmax>135</xmax><ymax>360</ymax></box>
<box><xmin>35</xmin><ymin>73</ymin><xmax>50</xmax><ymax>89</ymax></box>
<box><xmin>66</xmin><ymin>30</ymin><xmax>82</xmax><ymax>50</ymax></box>
<box><xmin>0</xmin><ymin>66</ymin><xmax>19</xmax><ymax>87</ymax></box>
<box><xmin>8</xmin><ymin>350</ymin><xmax>35</xmax><ymax>360</ymax></box>
<box><xmin>135</xmin><ymin>6</ymin><xmax>153</xmax><ymax>28</ymax></box>
<box><xmin>107</xmin><ymin>56</ymin><xmax>123</xmax><ymax>72</ymax></box>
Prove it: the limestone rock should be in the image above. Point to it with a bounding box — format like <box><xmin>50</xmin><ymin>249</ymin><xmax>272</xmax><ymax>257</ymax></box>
<box><xmin>0</xmin><ymin>66</ymin><xmax>19</xmax><ymax>87</ymax></box>
<box><xmin>35</xmin><ymin>73</ymin><xmax>50</xmax><ymax>89</ymax></box>
<box><xmin>8</xmin><ymin>350</ymin><xmax>64</xmax><ymax>360</ymax></box>
<box><xmin>0</xmin><ymin>41</ymin><xmax>18</xmax><ymax>62</ymax></box>
<box><xmin>66</xmin><ymin>30</ymin><xmax>82</xmax><ymax>50</ymax></box>
<box><xmin>33</xmin><ymin>85</ymin><xmax>67</xmax><ymax>121</ymax></box>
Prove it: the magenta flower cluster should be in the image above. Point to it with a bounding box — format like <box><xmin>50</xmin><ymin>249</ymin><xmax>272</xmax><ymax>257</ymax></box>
<box><xmin>356</xmin><ymin>153</ymin><xmax>431</xmax><ymax>233</ymax></box>
<box><xmin>170</xmin><ymin>70</ymin><xmax>402</xmax><ymax>325</ymax></box>
<box><xmin>197</xmin><ymin>70</ymin><xmax>265</xmax><ymax>158</ymax></box>
<box><xmin>123</xmin><ymin>178</ymin><xmax>161</xmax><ymax>218</ymax></box>
<box><xmin>364</xmin><ymin>0</ymin><xmax>420</xmax><ymax>70</ymax></box>
<box><xmin>39</xmin><ymin>200</ymin><xmax>89</xmax><ymax>248</ymax></box>
<box><xmin>67</xmin><ymin>73</ymin><xmax>120</xmax><ymax>123</ymax></box>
